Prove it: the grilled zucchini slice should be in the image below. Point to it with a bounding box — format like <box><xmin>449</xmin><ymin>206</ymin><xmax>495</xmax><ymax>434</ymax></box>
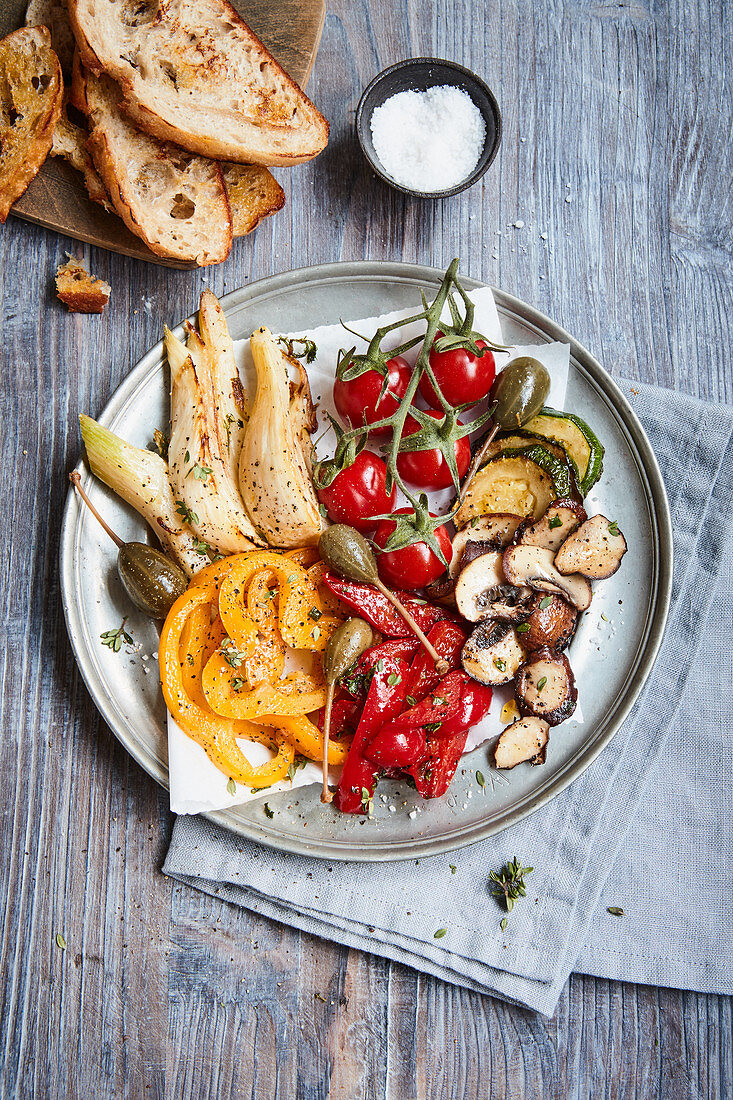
<box><xmin>521</xmin><ymin>409</ymin><xmax>604</xmax><ymax>494</ymax></box>
<box><xmin>455</xmin><ymin>445</ymin><xmax>574</xmax><ymax>528</ymax></box>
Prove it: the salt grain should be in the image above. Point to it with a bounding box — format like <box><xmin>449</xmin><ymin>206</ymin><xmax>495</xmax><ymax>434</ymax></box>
<box><xmin>370</xmin><ymin>86</ymin><xmax>486</xmax><ymax>193</ymax></box>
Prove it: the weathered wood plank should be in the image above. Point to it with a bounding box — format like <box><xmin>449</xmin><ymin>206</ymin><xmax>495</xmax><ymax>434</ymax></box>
<box><xmin>0</xmin><ymin>0</ymin><xmax>730</xmax><ymax>1095</ymax></box>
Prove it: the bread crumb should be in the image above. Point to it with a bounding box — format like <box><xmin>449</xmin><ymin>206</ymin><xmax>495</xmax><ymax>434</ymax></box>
<box><xmin>55</xmin><ymin>256</ymin><xmax>111</xmax><ymax>314</ymax></box>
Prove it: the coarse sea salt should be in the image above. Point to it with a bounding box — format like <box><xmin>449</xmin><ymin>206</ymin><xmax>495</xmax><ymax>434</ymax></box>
<box><xmin>370</xmin><ymin>85</ymin><xmax>486</xmax><ymax>193</ymax></box>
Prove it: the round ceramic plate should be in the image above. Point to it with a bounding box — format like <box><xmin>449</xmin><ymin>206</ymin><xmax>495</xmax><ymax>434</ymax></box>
<box><xmin>60</xmin><ymin>262</ymin><xmax>672</xmax><ymax>861</ymax></box>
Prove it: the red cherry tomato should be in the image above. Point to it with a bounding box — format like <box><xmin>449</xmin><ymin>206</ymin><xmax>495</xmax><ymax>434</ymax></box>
<box><xmin>333</xmin><ymin>356</ymin><xmax>412</xmax><ymax>437</ymax></box>
<box><xmin>317</xmin><ymin>451</ymin><xmax>396</xmax><ymax>533</ymax></box>
<box><xmin>420</xmin><ymin>332</ymin><xmax>496</xmax><ymax>410</ymax></box>
<box><xmin>395</xmin><ymin>410</ymin><xmax>470</xmax><ymax>491</ymax></box>
<box><xmin>373</xmin><ymin>509</ymin><xmax>452</xmax><ymax>591</ymax></box>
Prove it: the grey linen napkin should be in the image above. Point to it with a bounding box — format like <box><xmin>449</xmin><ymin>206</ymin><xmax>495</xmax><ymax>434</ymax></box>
<box><xmin>163</xmin><ymin>382</ymin><xmax>733</xmax><ymax>1015</ymax></box>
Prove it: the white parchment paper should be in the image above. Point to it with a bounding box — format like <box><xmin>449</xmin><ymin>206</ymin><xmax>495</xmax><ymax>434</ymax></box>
<box><xmin>168</xmin><ymin>288</ymin><xmax>572</xmax><ymax>814</ymax></box>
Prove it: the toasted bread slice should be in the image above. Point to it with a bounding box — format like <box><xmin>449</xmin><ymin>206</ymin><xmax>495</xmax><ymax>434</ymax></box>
<box><xmin>56</xmin><ymin>255</ymin><xmax>111</xmax><ymax>313</ymax></box>
<box><xmin>81</xmin><ymin>68</ymin><xmax>232</xmax><ymax>265</ymax></box>
<box><xmin>51</xmin><ymin>110</ymin><xmax>112</xmax><ymax>210</ymax></box>
<box><xmin>25</xmin><ymin>0</ymin><xmax>76</xmax><ymax>77</ymax></box>
<box><xmin>67</xmin><ymin>0</ymin><xmax>329</xmax><ymax>166</ymax></box>
<box><xmin>0</xmin><ymin>26</ymin><xmax>63</xmax><ymax>222</ymax></box>
<box><xmin>221</xmin><ymin>163</ymin><xmax>285</xmax><ymax>236</ymax></box>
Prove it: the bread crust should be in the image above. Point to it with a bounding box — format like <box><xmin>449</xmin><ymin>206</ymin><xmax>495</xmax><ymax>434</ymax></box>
<box><xmin>83</xmin><ymin>70</ymin><xmax>232</xmax><ymax>264</ymax></box>
<box><xmin>221</xmin><ymin>163</ymin><xmax>285</xmax><ymax>237</ymax></box>
<box><xmin>67</xmin><ymin>0</ymin><xmax>329</xmax><ymax>166</ymax></box>
<box><xmin>51</xmin><ymin>111</ymin><xmax>113</xmax><ymax>209</ymax></box>
<box><xmin>0</xmin><ymin>26</ymin><xmax>63</xmax><ymax>222</ymax></box>
<box><xmin>55</xmin><ymin>256</ymin><xmax>111</xmax><ymax>313</ymax></box>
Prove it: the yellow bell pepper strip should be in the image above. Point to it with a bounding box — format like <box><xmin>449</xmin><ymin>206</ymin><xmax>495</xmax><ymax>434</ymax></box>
<box><xmin>257</xmin><ymin>713</ymin><xmax>351</xmax><ymax>765</ymax></box>
<box><xmin>178</xmin><ymin>605</ymin><xmax>293</xmax><ymax>754</ymax></box>
<box><xmin>306</xmin><ymin>561</ymin><xmax>351</xmax><ymax>618</ymax></box>
<box><xmin>201</xmin><ymin>649</ymin><xmax>327</xmax><ymax>718</ymax></box>
<box><xmin>246</xmin><ymin>568</ymin><xmax>280</xmax><ymax>630</ymax></box>
<box><xmin>207</xmin><ymin>724</ymin><xmax>294</xmax><ymax>787</ymax></box>
<box><xmin>187</xmin><ymin>556</ymin><xmax>238</xmax><ymax>590</ymax></box>
<box><xmin>243</xmin><ymin>568</ymin><xmax>286</xmax><ymax>685</ymax></box>
<box><xmin>219</xmin><ymin>551</ymin><xmax>327</xmax><ymax>651</ymax></box>
<box><xmin>160</xmin><ymin>583</ymin><xmax>293</xmax><ymax>786</ymax></box>
<box><xmin>179</xmin><ymin>602</ymin><xmax>226</xmax><ymax>708</ymax></box>
<box><xmin>285</xmin><ymin>546</ymin><xmax>321</xmax><ymax>568</ymax></box>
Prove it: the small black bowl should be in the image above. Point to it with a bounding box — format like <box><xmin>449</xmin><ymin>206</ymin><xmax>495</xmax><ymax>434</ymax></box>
<box><xmin>355</xmin><ymin>58</ymin><xmax>502</xmax><ymax>198</ymax></box>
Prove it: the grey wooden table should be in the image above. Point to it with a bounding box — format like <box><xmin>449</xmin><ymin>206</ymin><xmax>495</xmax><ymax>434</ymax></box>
<box><xmin>1</xmin><ymin>1</ymin><xmax>731</xmax><ymax>1096</ymax></box>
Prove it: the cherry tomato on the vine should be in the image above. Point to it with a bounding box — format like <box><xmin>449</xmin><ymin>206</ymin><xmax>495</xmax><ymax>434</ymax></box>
<box><xmin>395</xmin><ymin>410</ymin><xmax>470</xmax><ymax>491</ymax></box>
<box><xmin>373</xmin><ymin>510</ymin><xmax>452</xmax><ymax>591</ymax></box>
<box><xmin>317</xmin><ymin>451</ymin><xmax>396</xmax><ymax>534</ymax></box>
<box><xmin>419</xmin><ymin>332</ymin><xmax>496</xmax><ymax>410</ymax></box>
<box><xmin>333</xmin><ymin>356</ymin><xmax>412</xmax><ymax>437</ymax></box>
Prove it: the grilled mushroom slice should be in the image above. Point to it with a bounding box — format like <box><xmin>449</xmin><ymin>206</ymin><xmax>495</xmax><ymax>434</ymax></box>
<box><xmin>462</xmin><ymin>622</ymin><xmax>526</xmax><ymax>685</ymax></box>
<box><xmin>502</xmin><ymin>545</ymin><xmax>592</xmax><ymax>611</ymax></box>
<box><xmin>424</xmin><ymin>573</ymin><xmax>457</xmax><ymax>605</ymax></box>
<box><xmin>494</xmin><ymin>716</ymin><xmax>550</xmax><ymax>768</ymax></box>
<box><xmin>518</xmin><ymin>592</ymin><xmax>577</xmax><ymax>651</ymax></box>
<box><xmin>554</xmin><ymin>515</ymin><xmax>627</xmax><ymax>579</ymax></box>
<box><xmin>454</xmin><ymin>551</ymin><xmax>505</xmax><ymax>621</ymax></box>
<box><xmin>460</xmin><ymin>538</ymin><xmax>505</xmax><ymax>571</ymax></box>
<box><xmin>514</xmin><ymin>498</ymin><xmax>587</xmax><ymax>553</ymax></box>
<box><xmin>515</xmin><ymin>647</ymin><xmax>577</xmax><ymax>725</ymax></box>
<box><xmin>449</xmin><ymin>513</ymin><xmax>523</xmax><ymax>579</ymax></box>
<box><xmin>478</xmin><ymin>582</ymin><xmax>535</xmax><ymax>623</ymax></box>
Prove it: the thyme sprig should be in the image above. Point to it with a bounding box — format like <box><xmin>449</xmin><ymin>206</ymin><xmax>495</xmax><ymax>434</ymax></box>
<box><xmin>277</xmin><ymin>335</ymin><xmax>318</xmax><ymax>363</ymax></box>
<box><xmin>100</xmin><ymin>618</ymin><xmax>133</xmax><ymax>652</ymax></box>
<box><xmin>322</xmin><ymin>259</ymin><xmax>506</xmax><ymax>562</ymax></box>
<box><xmin>489</xmin><ymin>856</ymin><xmax>533</xmax><ymax>913</ymax></box>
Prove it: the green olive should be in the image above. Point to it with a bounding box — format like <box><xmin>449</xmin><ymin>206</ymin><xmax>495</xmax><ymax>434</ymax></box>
<box><xmin>318</xmin><ymin>525</ymin><xmax>379</xmax><ymax>585</ymax></box>
<box><xmin>491</xmin><ymin>356</ymin><xmax>551</xmax><ymax>430</ymax></box>
<box><xmin>323</xmin><ymin>617</ymin><xmax>374</xmax><ymax>683</ymax></box>
<box><xmin>117</xmin><ymin>543</ymin><xmax>189</xmax><ymax>618</ymax></box>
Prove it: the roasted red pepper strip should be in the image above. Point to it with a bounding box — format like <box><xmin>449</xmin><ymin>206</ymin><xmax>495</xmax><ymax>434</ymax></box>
<box><xmin>320</xmin><ymin>573</ymin><xmax>459</xmax><ymax>638</ymax></box>
<box><xmin>403</xmin><ymin>621</ymin><xmax>468</xmax><ymax>704</ymax></box>
<box><xmin>407</xmin><ymin>673</ymin><xmax>493</xmax><ymax>797</ymax></box>
<box><xmin>396</xmin><ymin>670</ymin><xmax>464</xmax><ymax>727</ymax></box>
<box><xmin>409</xmin><ymin>729</ymin><xmax>471</xmax><ymax>798</ymax></box>
<box><xmin>315</xmin><ymin>691</ymin><xmax>361</xmax><ymax>739</ymax></box>
<box><xmin>364</xmin><ymin>724</ymin><xmax>426</xmax><ymax>769</ymax></box>
<box><xmin>340</xmin><ymin>638</ymin><xmax>420</xmax><ymax>697</ymax></box>
<box><xmin>335</xmin><ymin>654</ymin><xmax>409</xmax><ymax>814</ymax></box>
<box><xmin>433</xmin><ymin>675</ymin><xmax>493</xmax><ymax>738</ymax></box>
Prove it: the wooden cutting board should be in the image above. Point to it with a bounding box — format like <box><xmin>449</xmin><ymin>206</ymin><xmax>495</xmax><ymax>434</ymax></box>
<box><xmin>1</xmin><ymin>0</ymin><xmax>326</xmax><ymax>266</ymax></box>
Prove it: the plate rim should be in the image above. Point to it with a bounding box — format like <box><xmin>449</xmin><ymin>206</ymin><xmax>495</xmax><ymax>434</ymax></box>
<box><xmin>60</xmin><ymin>260</ymin><xmax>673</xmax><ymax>861</ymax></box>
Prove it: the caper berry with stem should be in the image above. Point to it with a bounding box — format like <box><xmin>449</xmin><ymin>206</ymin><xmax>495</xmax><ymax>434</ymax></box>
<box><xmin>320</xmin><ymin>617</ymin><xmax>374</xmax><ymax>803</ymax></box>
<box><xmin>456</xmin><ymin>356</ymin><xmax>551</xmax><ymax>505</ymax></box>
<box><xmin>70</xmin><ymin>472</ymin><xmax>188</xmax><ymax>618</ymax></box>
<box><xmin>323</xmin><ymin>617</ymin><xmax>375</xmax><ymax>683</ymax></box>
<box><xmin>491</xmin><ymin>356</ymin><xmax>551</xmax><ymax>430</ymax></box>
<box><xmin>318</xmin><ymin>525</ymin><xmax>450</xmax><ymax>676</ymax></box>
<box><xmin>318</xmin><ymin>525</ymin><xmax>379</xmax><ymax>585</ymax></box>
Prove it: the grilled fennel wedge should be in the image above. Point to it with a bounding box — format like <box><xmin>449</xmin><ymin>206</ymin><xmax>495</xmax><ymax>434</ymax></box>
<box><xmin>79</xmin><ymin>415</ymin><xmax>207</xmax><ymax>576</ymax></box>
<box><xmin>165</xmin><ymin>298</ymin><xmax>264</xmax><ymax>556</ymax></box>
<box><xmin>238</xmin><ymin>326</ymin><xmax>323</xmax><ymax>548</ymax></box>
<box><xmin>185</xmin><ymin>289</ymin><xmax>249</xmax><ymax>483</ymax></box>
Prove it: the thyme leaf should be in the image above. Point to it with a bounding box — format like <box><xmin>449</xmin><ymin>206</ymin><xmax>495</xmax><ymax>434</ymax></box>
<box><xmin>219</xmin><ymin>639</ymin><xmax>248</xmax><ymax>668</ymax></box>
<box><xmin>175</xmin><ymin>499</ymin><xmax>199</xmax><ymax>526</ymax></box>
